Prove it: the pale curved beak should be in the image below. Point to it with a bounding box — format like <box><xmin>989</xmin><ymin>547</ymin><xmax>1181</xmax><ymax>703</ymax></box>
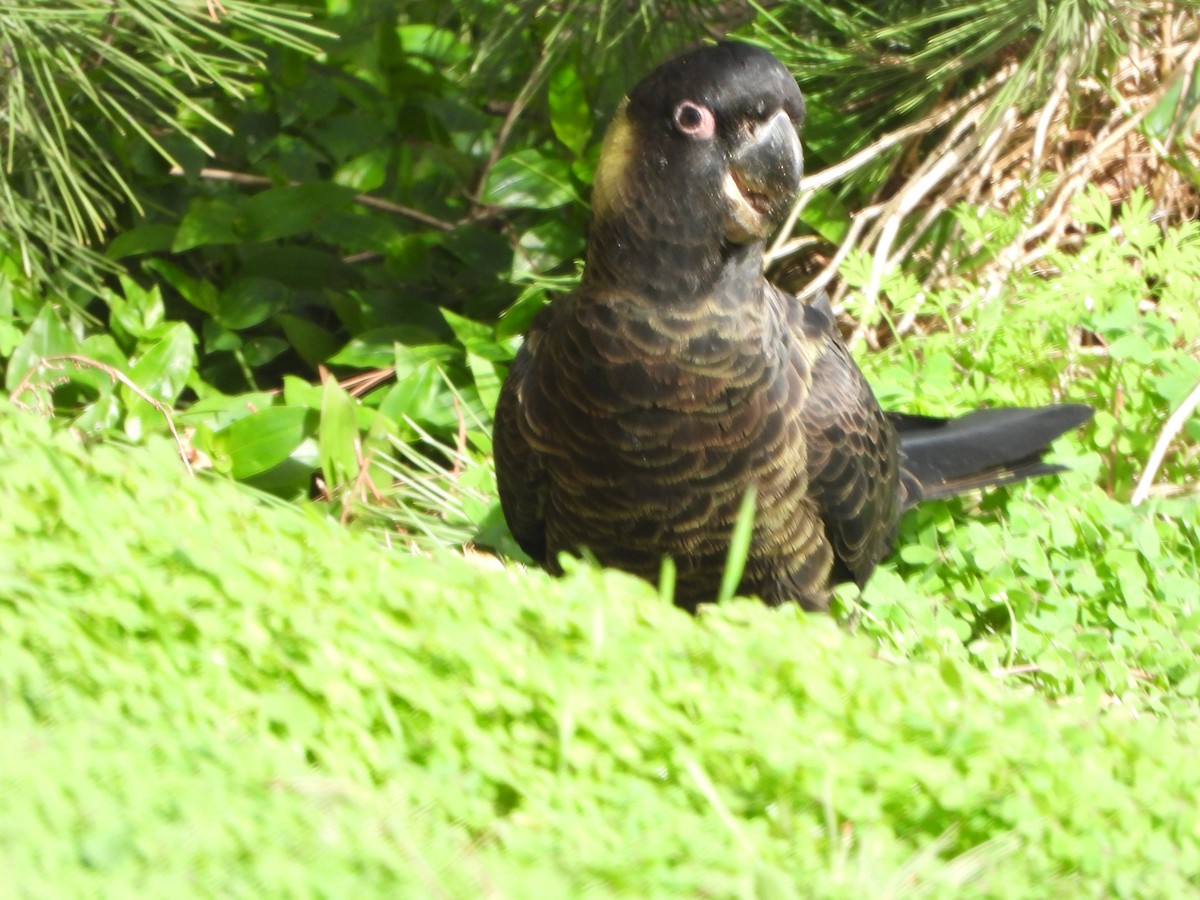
<box><xmin>728</xmin><ymin>109</ymin><xmax>803</xmax><ymax>222</ymax></box>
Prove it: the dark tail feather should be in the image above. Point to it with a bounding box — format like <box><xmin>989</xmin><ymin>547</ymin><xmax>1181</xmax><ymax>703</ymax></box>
<box><xmin>891</xmin><ymin>404</ymin><xmax>1093</xmax><ymax>508</ymax></box>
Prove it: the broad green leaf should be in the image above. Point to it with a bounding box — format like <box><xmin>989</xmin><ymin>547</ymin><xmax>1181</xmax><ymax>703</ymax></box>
<box><xmin>439</xmin><ymin>227</ymin><xmax>513</xmax><ymax>275</ymax></box>
<box><xmin>899</xmin><ymin>543</ymin><xmax>939</xmax><ymax>565</ymax></box>
<box><xmin>971</xmin><ymin>538</ymin><xmax>1004</xmax><ymax>572</ymax></box>
<box><xmin>282</xmin><ymin>376</ymin><xmax>324</xmax><ymax>409</ymax></box>
<box><xmin>335</xmin><ymin>148</ymin><xmax>389</xmax><ymax>192</ymax></box>
<box><xmin>278</xmin><ymin>314</ymin><xmax>340</xmax><ymax>368</ymax></box>
<box><xmin>514</xmin><ymin>217</ymin><xmax>584</xmax><ymax>278</ymax></box>
<box><xmin>495</xmin><ymin>283</ymin><xmax>556</xmax><ymax>341</ymax></box>
<box><xmin>572</xmin><ymin>140</ymin><xmax>603</xmax><ymax>185</ymax></box>
<box><xmin>217</xmin><ymin>278</ymin><xmax>289</xmax><ymax>331</ymax></box>
<box><xmin>440</xmin><ymin>309</ymin><xmax>506</xmax><ymax>360</ymax></box>
<box><xmin>173</xmin><ymin>197</ymin><xmax>243</xmax><ymax>251</ymax></box>
<box><xmin>396</xmin><ymin>23</ymin><xmax>471</xmax><ymax>66</ymax></box>
<box><xmin>122</xmin><ymin>322</ymin><xmax>198</xmax><ymax>440</ymax></box>
<box><xmin>319</xmin><ymin>376</ymin><xmax>360</xmax><ymax>489</ymax></box>
<box><xmin>106</xmin><ymin>224</ymin><xmax>178</xmax><ymax>259</ymax></box>
<box><xmin>240</xmin><ymin>183</ymin><xmax>358</xmax><ymax>243</ymax></box>
<box><xmin>243</xmin><ymin>336</ymin><xmax>290</xmax><ymax>368</ymax></box>
<box><xmin>214</xmin><ymin>406</ymin><xmax>317</xmax><ymax>480</ymax></box>
<box><xmin>127</xmin><ymin>322</ymin><xmax>197</xmax><ymax>405</ymax></box>
<box><xmin>801</xmin><ymin>189</ymin><xmax>852</xmax><ymax>243</ymax></box>
<box><xmin>203</xmin><ymin>320</ymin><xmax>242</xmax><ymax>353</ymax></box>
<box><xmin>33</xmin><ymin>333</ymin><xmax>127</xmax><ymax>410</ymax></box>
<box><xmin>106</xmin><ymin>277</ymin><xmax>166</xmax><ymax>344</ymax></box>
<box><xmin>119</xmin><ymin>334</ymin><xmax>189</xmax><ymax>440</ymax></box>
<box><xmin>549</xmin><ymin>63</ymin><xmax>592</xmax><ymax>157</ymax></box>
<box><xmin>1133</xmin><ymin>519</ymin><xmax>1162</xmax><ymax>562</ymax></box>
<box><xmin>314</xmin><ymin>209</ymin><xmax>405</xmax><ymax>252</ymax></box>
<box><xmin>71</xmin><ymin>391</ymin><xmax>122</xmax><ymax>433</ymax></box>
<box><xmin>466</xmin><ymin>351</ymin><xmax>503</xmax><ymax>416</ymax></box>
<box><xmin>240</xmin><ymin>439</ymin><xmax>322</xmax><ymax>495</ymax></box>
<box><xmin>1106</xmin><ymin>333</ymin><xmax>1155</xmax><ymax>365</ymax></box>
<box><xmin>78</xmin><ymin>333</ymin><xmax>127</xmax><ymax>371</ymax></box>
<box><xmin>144</xmin><ymin>259</ymin><xmax>220</xmax><ymax>316</ymax></box>
<box><xmin>238</xmin><ymin>246</ymin><xmax>347</xmax><ymax>289</ymax></box>
<box><xmin>176</xmin><ymin>391</ymin><xmax>277</xmax><ymax>429</ymax></box>
<box><xmin>313</xmin><ymin>112</ymin><xmax>387</xmax><ymax>164</ymax></box>
<box><xmin>1143</xmin><ymin>58</ymin><xmax>1200</xmax><ymax>145</ymax></box>
<box><xmin>394</xmin><ymin>342</ymin><xmax>460</xmax><ymax>376</ymax></box>
<box><xmin>377</xmin><ymin>361</ymin><xmax>457</xmax><ymax>432</ymax></box>
<box><xmin>482</xmin><ymin>148</ymin><xmax>579</xmax><ymax>209</ymax></box>
<box><xmin>0</xmin><ymin>277</ymin><xmax>18</xmax><ymax>357</ymax></box>
<box><xmin>5</xmin><ymin>302</ymin><xmax>80</xmax><ymax>391</ymax></box>
<box><xmin>329</xmin><ymin>327</ymin><xmax>450</xmax><ymax>369</ymax></box>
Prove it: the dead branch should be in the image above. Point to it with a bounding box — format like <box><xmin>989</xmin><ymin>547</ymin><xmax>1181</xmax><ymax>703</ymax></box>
<box><xmin>9</xmin><ymin>354</ymin><xmax>195</xmax><ymax>476</ymax></box>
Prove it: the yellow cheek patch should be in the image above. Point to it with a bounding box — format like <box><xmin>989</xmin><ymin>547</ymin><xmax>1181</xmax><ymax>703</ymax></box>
<box><xmin>591</xmin><ymin>101</ymin><xmax>634</xmax><ymax>218</ymax></box>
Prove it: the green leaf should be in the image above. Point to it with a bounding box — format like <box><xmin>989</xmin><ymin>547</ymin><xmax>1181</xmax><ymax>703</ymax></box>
<box><xmin>106</xmin><ymin>224</ymin><xmax>178</xmax><ymax>260</ymax></box>
<box><xmin>396</xmin><ymin>23</ymin><xmax>471</xmax><ymax>67</ymax></box>
<box><xmin>176</xmin><ymin>391</ymin><xmax>277</xmax><ymax>430</ymax></box>
<box><xmin>335</xmin><ymin>148</ymin><xmax>389</xmax><ymax>192</ymax></box>
<box><xmin>1071</xmin><ymin>183</ymin><xmax>1112</xmax><ymax>230</ymax></box>
<box><xmin>496</xmin><ymin>283</ymin><xmax>555</xmax><ymax>341</ymax></box>
<box><xmin>377</xmin><ymin>361</ymin><xmax>457</xmax><ymax>432</ymax></box>
<box><xmin>440</xmin><ymin>309</ymin><xmax>507</xmax><ymax>360</ymax></box>
<box><xmin>939</xmin><ymin>657</ymin><xmax>964</xmax><ymax>692</ymax></box>
<box><xmin>548</xmin><ymin>62</ymin><xmax>592</xmax><ymax>157</ymax></box>
<box><xmin>277</xmin><ymin>314</ymin><xmax>340</xmax><ymax>369</ymax></box>
<box><xmin>482</xmin><ymin>148</ymin><xmax>579</xmax><ymax>209</ymax></box>
<box><xmin>319</xmin><ymin>376</ymin><xmax>360</xmax><ymax>490</ymax></box>
<box><xmin>899</xmin><ymin>543</ymin><xmax>939</xmax><ymax>565</ymax></box>
<box><xmin>243</xmin><ymin>336</ymin><xmax>290</xmax><ymax>368</ymax></box>
<box><xmin>1133</xmin><ymin>519</ymin><xmax>1161</xmax><ymax>562</ymax></box>
<box><xmin>4</xmin><ymin>302</ymin><xmax>80</xmax><ymax>391</ymax></box>
<box><xmin>717</xmin><ymin>486</ymin><xmax>757</xmax><ymax>604</ymax></box>
<box><xmin>514</xmin><ymin>217</ymin><xmax>584</xmax><ymax>278</ymax></box>
<box><xmin>173</xmin><ymin>197</ymin><xmax>243</xmax><ymax>251</ymax></box>
<box><xmin>313</xmin><ymin>112</ymin><xmax>387</xmax><ymax>164</ymax></box>
<box><xmin>217</xmin><ymin>278</ymin><xmax>289</xmax><ymax>331</ymax></box>
<box><xmin>1106</xmin><ymin>333</ymin><xmax>1155</xmax><ymax>365</ymax></box>
<box><xmin>0</xmin><ymin>276</ymin><xmax>19</xmax><ymax>357</ymax></box>
<box><xmin>801</xmin><ymin>190</ymin><xmax>851</xmax><ymax>243</ymax></box>
<box><xmin>144</xmin><ymin>259</ymin><xmax>220</xmax><ymax>316</ymax></box>
<box><xmin>106</xmin><ymin>277</ymin><xmax>166</xmax><ymax>345</ymax></box>
<box><xmin>122</xmin><ymin>322</ymin><xmax>198</xmax><ymax>439</ymax></box>
<box><xmin>1142</xmin><ymin>57</ymin><xmax>1200</xmax><ymax>146</ymax></box>
<box><xmin>127</xmin><ymin>322</ymin><xmax>197</xmax><ymax>405</ymax></box>
<box><xmin>240</xmin><ymin>183</ymin><xmax>358</xmax><ymax>243</ymax></box>
<box><xmin>282</xmin><ymin>376</ymin><xmax>324</xmax><ymax>410</ymax></box>
<box><xmin>215</xmin><ymin>406</ymin><xmax>317</xmax><ymax>480</ymax></box>
<box><xmin>329</xmin><ymin>328</ymin><xmax>451</xmax><ymax>369</ymax></box>
<box><xmin>466</xmin><ymin>351</ymin><xmax>503</xmax><ymax>416</ymax></box>
<box><xmin>203</xmin><ymin>320</ymin><xmax>242</xmax><ymax>354</ymax></box>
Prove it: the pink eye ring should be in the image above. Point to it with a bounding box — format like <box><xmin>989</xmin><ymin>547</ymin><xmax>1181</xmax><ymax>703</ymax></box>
<box><xmin>673</xmin><ymin>101</ymin><xmax>715</xmax><ymax>139</ymax></box>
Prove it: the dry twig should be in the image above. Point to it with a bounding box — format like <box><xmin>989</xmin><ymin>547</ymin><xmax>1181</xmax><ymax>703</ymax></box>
<box><xmin>1131</xmin><ymin>380</ymin><xmax>1200</xmax><ymax>506</ymax></box>
<box><xmin>9</xmin><ymin>354</ymin><xmax>195</xmax><ymax>475</ymax></box>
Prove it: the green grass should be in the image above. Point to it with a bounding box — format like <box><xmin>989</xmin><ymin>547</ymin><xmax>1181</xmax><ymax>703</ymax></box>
<box><xmin>3</xmin><ymin>405</ymin><xmax>1200</xmax><ymax>897</ymax></box>
<box><xmin>835</xmin><ymin>201</ymin><xmax>1200</xmax><ymax>710</ymax></box>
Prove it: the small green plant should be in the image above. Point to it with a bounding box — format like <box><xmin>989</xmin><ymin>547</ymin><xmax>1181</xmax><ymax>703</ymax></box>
<box><xmin>832</xmin><ymin>193</ymin><xmax>1200</xmax><ymax>706</ymax></box>
<box><xmin>4</xmin><ymin>403</ymin><xmax>1200</xmax><ymax>895</ymax></box>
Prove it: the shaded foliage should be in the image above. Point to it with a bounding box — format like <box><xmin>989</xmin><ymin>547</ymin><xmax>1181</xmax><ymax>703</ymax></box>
<box><xmin>0</xmin><ymin>0</ymin><xmax>1196</xmax><ymax>512</ymax></box>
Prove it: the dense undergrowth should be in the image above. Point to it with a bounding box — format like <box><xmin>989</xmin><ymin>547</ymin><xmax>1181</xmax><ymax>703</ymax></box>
<box><xmin>4</xmin><ymin>193</ymin><xmax>1200</xmax><ymax>898</ymax></box>
<box><xmin>3</xmin><ymin>1</ymin><xmax>1199</xmax><ymax>893</ymax></box>
<box><xmin>837</xmin><ymin>194</ymin><xmax>1200</xmax><ymax>706</ymax></box>
<box><xmin>4</xmin><ymin>405</ymin><xmax>1200</xmax><ymax>896</ymax></box>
